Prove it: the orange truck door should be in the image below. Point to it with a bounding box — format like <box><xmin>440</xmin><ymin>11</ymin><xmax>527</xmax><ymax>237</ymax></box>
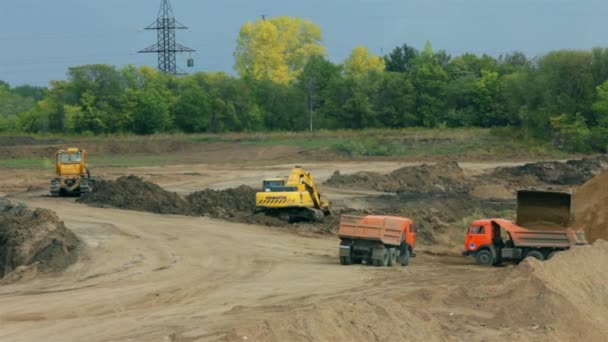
<box><xmin>465</xmin><ymin>221</ymin><xmax>491</xmax><ymax>252</ymax></box>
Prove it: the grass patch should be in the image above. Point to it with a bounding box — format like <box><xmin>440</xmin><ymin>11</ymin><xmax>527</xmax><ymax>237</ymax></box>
<box><xmin>0</xmin><ymin>155</ymin><xmax>180</xmax><ymax>170</ymax></box>
<box><xmin>0</xmin><ymin>158</ymin><xmax>54</xmax><ymax>169</ymax></box>
<box><xmin>88</xmin><ymin>155</ymin><xmax>180</xmax><ymax>168</ymax></box>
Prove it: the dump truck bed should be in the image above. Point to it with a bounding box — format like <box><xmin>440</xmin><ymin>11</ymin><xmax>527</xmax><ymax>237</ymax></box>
<box><xmin>338</xmin><ymin>215</ymin><xmax>409</xmax><ymax>246</ymax></box>
<box><xmin>493</xmin><ymin>219</ymin><xmax>587</xmax><ymax>248</ymax></box>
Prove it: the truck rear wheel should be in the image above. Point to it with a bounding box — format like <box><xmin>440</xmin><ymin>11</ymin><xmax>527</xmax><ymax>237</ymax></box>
<box><xmin>525</xmin><ymin>250</ymin><xmax>545</xmax><ymax>261</ymax></box>
<box><xmin>373</xmin><ymin>251</ymin><xmax>389</xmax><ymax>267</ymax></box>
<box><xmin>340</xmin><ymin>256</ymin><xmax>352</xmax><ymax>265</ymax></box>
<box><xmin>388</xmin><ymin>248</ymin><xmax>397</xmax><ymax>266</ymax></box>
<box><xmin>475</xmin><ymin>250</ymin><xmax>494</xmax><ymax>266</ymax></box>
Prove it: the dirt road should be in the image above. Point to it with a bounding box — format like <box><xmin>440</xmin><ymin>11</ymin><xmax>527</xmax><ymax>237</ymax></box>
<box><xmin>0</xmin><ymin>194</ymin><xmax>493</xmax><ymax>341</ymax></box>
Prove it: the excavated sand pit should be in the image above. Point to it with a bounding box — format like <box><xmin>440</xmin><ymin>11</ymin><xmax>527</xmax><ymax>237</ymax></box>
<box><xmin>0</xmin><ymin>197</ymin><xmax>79</xmax><ymax>279</ymax></box>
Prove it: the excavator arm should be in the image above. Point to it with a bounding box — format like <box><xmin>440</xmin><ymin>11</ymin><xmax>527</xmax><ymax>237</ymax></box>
<box><xmin>286</xmin><ymin>167</ymin><xmax>328</xmax><ymax>211</ymax></box>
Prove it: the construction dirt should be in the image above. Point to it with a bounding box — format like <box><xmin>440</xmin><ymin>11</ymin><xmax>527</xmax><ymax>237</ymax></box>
<box><xmin>226</xmin><ymin>240</ymin><xmax>608</xmax><ymax>342</ymax></box>
<box><xmin>78</xmin><ymin>176</ymin><xmax>190</xmax><ymax>215</ymax></box>
<box><xmin>491</xmin><ymin>156</ymin><xmax>608</xmax><ymax>187</ymax></box>
<box><xmin>78</xmin><ymin>176</ymin><xmax>347</xmax><ymax>236</ymax></box>
<box><xmin>0</xmin><ymin>197</ymin><xmax>79</xmax><ymax>280</ymax></box>
<box><xmin>574</xmin><ymin>170</ymin><xmax>608</xmax><ymax>242</ymax></box>
<box><xmin>325</xmin><ymin>161</ymin><xmax>470</xmax><ymax>194</ymax></box>
<box><xmin>0</xmin><ymin>153</ymin><xmax>607</xmax><ymax>341</ymax></box>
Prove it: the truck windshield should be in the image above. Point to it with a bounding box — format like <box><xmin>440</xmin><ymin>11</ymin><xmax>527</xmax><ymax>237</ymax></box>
<box><xmin>470</xmin><ymin>226</ymin><xmax>485</xmax><ymax>234</ymax></box>
<box><xmin>59</xmin><ymin>152</ymin><xmax>82</xmax><ymax>164</ymax></box>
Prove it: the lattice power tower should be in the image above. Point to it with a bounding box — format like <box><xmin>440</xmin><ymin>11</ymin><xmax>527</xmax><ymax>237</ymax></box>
<box><xmin>139</xmin><ymin>0</ymin><xmax>195</xmax><ymax>74</ymax></box>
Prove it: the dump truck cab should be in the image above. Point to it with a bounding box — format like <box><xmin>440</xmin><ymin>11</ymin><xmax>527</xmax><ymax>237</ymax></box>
<box><xmin>464</xmin><ymin>219</ymin><xmax>504</xmax><ymax>254</ymax></box>
<box><xmin>464</xmin><ymin>218</ymin><xmax>511</xmax><ymax>265</ymax></box>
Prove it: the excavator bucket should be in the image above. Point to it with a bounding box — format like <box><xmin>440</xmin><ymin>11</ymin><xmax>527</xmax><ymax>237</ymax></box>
<box><xmin>516</xmin><ymin>190</ymin><xmax>572</xmax><ymax>228</ymax></box>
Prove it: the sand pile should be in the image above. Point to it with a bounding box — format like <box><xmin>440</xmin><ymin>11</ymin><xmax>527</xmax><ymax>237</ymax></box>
<box><xmin>493</xmin><ymin>156</ymin><xmax>608</xmax><ymax>186</ymax></box>
<box><xmin>223</xmin><ymin>241</ymin><xmax>608</xmax><ymax>342</ymax></box>
<box><xmin>325</xmin><ymin>161</ymin><xmax>470</xmax><ymax>194</ymax></box>
<box><xmin>574</xmin><ymin>170</ymin><xmax>608</xmax><ymax>242</ymax></box>
<box><xmin>0</xmin><ymin>197</ymin><xmax>79</xmax><ymax>278</ymax></box>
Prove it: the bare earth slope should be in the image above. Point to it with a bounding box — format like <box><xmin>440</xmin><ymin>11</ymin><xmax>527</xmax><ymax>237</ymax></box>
<box><xmin>225</xmin><ymin>241</ymin><xmax>608</xmax><ymax>342</ymax></box>
<box><xmin>574</xmin><ymin>170</ymin><xmax>608</xmax><ymax>242</ymax></box>
<box><xmin>0</xmin><ymin>198</ymin><xmax>79</xmax><ymax>279</ymax></box>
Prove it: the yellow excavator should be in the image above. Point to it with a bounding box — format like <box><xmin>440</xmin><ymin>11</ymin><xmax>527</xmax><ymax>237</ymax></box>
<box><xmin>255</xmin><ymin>166</ymin><xmax>331</xmax><ymax>222</ymax></box>
<box><xmin>50</xmin><ymin>148</ymin><xmax>93</xmax><ymax>197</ymax></box>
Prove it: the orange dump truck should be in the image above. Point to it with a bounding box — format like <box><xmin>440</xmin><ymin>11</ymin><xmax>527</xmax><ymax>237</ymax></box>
<box><xmin>338</xmin><ymin>215</ymin><xmax>416</xmax><ymax>267</ymax></box>
<box><xmin>463</xmin><ymin>190</ymin><xmax>587</xmax><ymax>266</ymax></box>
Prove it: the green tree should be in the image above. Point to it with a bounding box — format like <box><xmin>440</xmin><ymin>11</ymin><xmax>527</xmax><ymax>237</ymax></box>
<box><xmin>410</xmin><ymin>42</ymin><xmax>448</xmax><ymax>127</ymax></box>
<box><xmin>123</xmin><ymin>88</ymin><xmax>172</xmax><ymax>134</ymax></box>
<box><xmin>297</xmin><ymin>56</ymin><xmax>342</xmax><ymax>130</ymax></box>
<box><xmin>374</xmin><ymin>72</ymin><xmax>417</xmax><ymax>127</ymax></box>
<box><xmin>174</xmin><ymin>79</ymin><xmax>212</xmax><ymax>133</ymax></box>
<box><xmin>550</xmin><ymin>113</ymin><xmax>591</xmax><ymax>152</ymax></box>
<box><xmin>384</xmin><ymin>43</ymin><xmax>419</xmax><ymax>73</ymax></box>
<box><xmin>473</xmin><ymin>70</ymin><xmax>505</xmax><ymax>126</ymax></box>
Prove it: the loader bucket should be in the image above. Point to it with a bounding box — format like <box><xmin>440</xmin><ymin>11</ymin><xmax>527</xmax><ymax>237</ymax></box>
<box><xmin>516</xmin><ymin>190</ymin><xmax>572</xmax><ymax>228</ymax></box>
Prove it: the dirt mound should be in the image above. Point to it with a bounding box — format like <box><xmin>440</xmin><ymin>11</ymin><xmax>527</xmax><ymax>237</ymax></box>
<box><xmin>493</xmin><ymin>156</ymin><xmax>608</xmax><ymax>186</ymax></box>
<box><xmin>325</xmin><ymin>161</ymin><xmax>470</xmax><ymax>194</ymax></box>
<box><xmin>80</xmin><ymin>176</ymin><xmax>266</xmax><ymax>223</ymax></box>
<box><xmin>223</xmin><ymin>241</ymin><xmax>608</xmax><ymax>342</ymax></box>
<box><xmin>186</xmin><ymin>186</ymin><xmax>257</xmax><ymax>218</ymax></box>
<box><xmin>78</xmin><ymin>176</ymin><xmax>190</xmax><ymax>215</ymax></box>
<box><xmin>574</xmin><ymin>170</ymin><xmax>608</xmax><ymax>242</ymax></box>
<box><xmin>0</xmin><ymin>198</ymin><xmax>79</xmax><ymax>278</ymax></box>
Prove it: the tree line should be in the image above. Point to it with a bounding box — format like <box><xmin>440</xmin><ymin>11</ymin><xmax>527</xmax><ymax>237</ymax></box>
<box><xmin>1</xmin><ymin>16</ymin><xmax>608</xmax><ymax>152</ymax></box>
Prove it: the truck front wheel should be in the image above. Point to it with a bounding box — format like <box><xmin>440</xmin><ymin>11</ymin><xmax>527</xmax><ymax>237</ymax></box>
<box><xmin>400</xmin><ymin>248</ymin><xmax>410</xmax><ymax>266</ymax></box>
<box><xmin>475</xmin><ymin>250</ymin><xmax>494</xmax><ymax>266</ymax></box>
<box><xmin>340</xmin><ymin>256</ymin><xmax>352</xmax><ymax>265</ymax></box>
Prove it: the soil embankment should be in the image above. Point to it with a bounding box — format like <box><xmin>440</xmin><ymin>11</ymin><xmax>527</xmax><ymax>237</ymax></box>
<box><xmin>0</xmin><ymin>198</ymin><xmax>79</xmax><ymax>280</ymax></box>
<box><xmin>225</xmin><ymin>241</ymin><xmax>608</xmax><ymax>342</ymax></box>
<box><xmin>574</xmin><ymin>170</ymin><xmax>608</xmax><ymax>242</ymax></box>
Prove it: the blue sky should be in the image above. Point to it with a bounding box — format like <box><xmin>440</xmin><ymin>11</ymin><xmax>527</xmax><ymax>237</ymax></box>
<box><xmin>1</xmin><ymin>0</ymin><xmax>607</xmax><ymax>86</ymax></box>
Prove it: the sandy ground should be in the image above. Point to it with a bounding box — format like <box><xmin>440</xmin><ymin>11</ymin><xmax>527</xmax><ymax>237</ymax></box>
<box><xmin>0</xmin><ymin>190</ymin><xmax>495</xmax><ymax>342</ymax></box>
<box><xmin>0</xmin><ymin>159</ymin><xmax>603</xmax><ymax>341</ymax></box>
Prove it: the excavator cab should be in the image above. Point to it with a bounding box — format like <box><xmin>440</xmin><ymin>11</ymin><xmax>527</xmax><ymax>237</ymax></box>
<box><xmin>262</xmin><ymin>178</ymin><xmax>296</xmax><ymax>192</ymax></box>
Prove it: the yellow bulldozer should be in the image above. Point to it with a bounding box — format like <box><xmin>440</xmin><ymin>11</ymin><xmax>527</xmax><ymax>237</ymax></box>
<box><xmin>255</xmin><ymin>166</ymin><xmax>331</xmax><ymax>222</ymax></box>
<box><xmin>50</xmin><ymin>148</ymin><xmax>93</xmax><ymax>197</ymax></box>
